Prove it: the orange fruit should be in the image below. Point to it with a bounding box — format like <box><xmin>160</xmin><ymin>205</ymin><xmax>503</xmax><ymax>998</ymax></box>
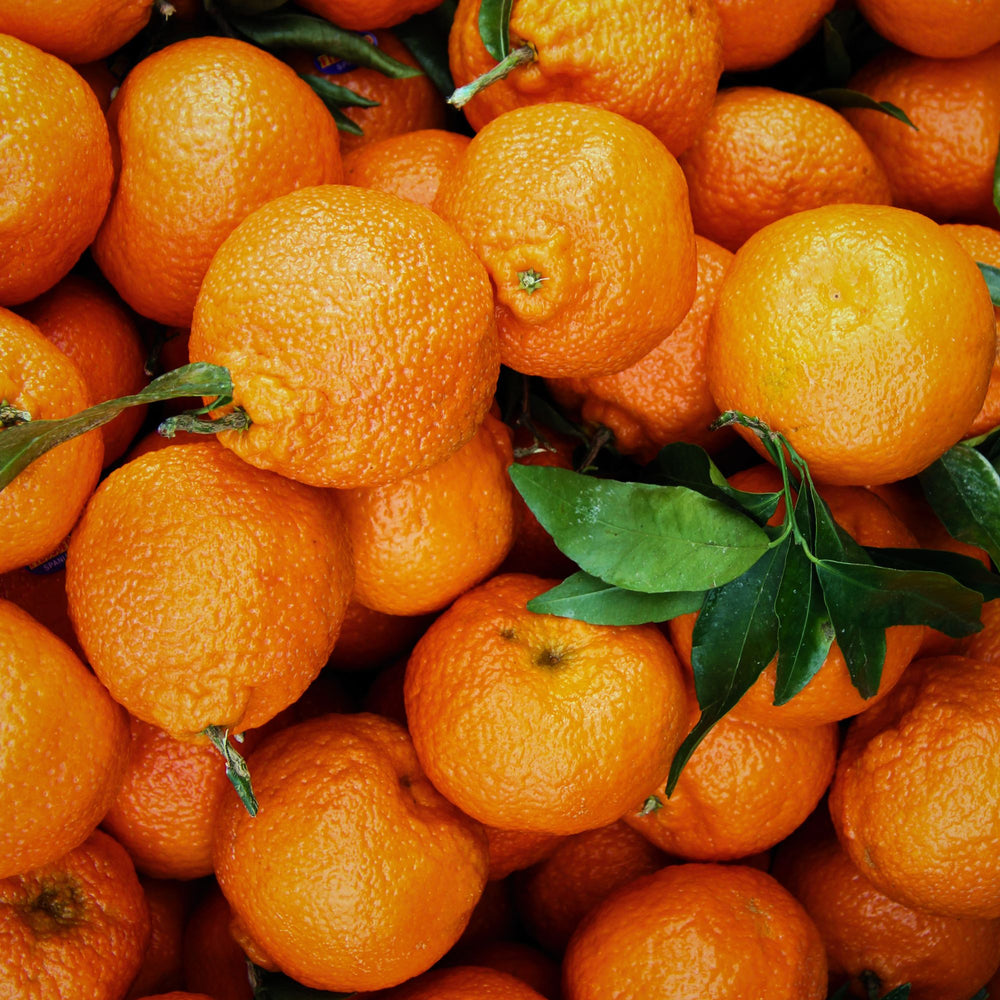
<box><xmin>0</xmin><ymin>308</ymin><xmax>103</xmax><ymax>574</ymax></box>
<box><xmin>336</xmin><ymin>412</ymin><xmax>517</xmax><ymax>617</ymax></box>
<box><xmin>452</xmin><ymin>878</ymin><xmax>517</xmax><ymax>950</ymax></box>
<box><xmin>295</xmin><ymin>0</ymin><xmax>440</xmax><ymax>33</ymax></box>
<box><xmin>443</xmin><ymin>941</ymin><xmax>561</xmax><ymax>1000</ymax></box>
<box><xmin>363</xmin><ymin>965</ymin><xmax>548</xmax><ymax>999</ymax></box>
<box><xmin>287</xmin><ymin>32</ymin><xmax>447</xmax><ymax>155</ymax></box>
<box><xmin>514</xmin><ymin>820</ymin><xmax>670</xmax><ymax>954</ymax></box>
<box><xmin>716</xmin><ymin>0</ymin><xmax>837</xmax><ymax>71</ymax></box>
<box><xmin>101</xmin><ymin>716</ymin><xmax>264</xmax><ymax>880</ymax></box>
<box><xmin>940</xmin><ymin>224</ymin><xmax>1000</xmax><ymax>437</ymax></box>
<box><xmin>959</xmin><ymin>597</ymin><xmax>1000</xmax><ymax>664</ymax></box>
<box><xmin>0</xmin><ymin>34</ymin><xmax>112</xmax><ymax>305</ymax></box>
<box><xmin>181</xmin><ymin>883</ymin><xmax>252</xmax><ymax>1000</ymax></box>
<box><xmin>0</xmin><ymin>599</ymin><xmax>129</xmax><ymax>879</ymax></box>
<box><xmin>829</xmin><ymin>654</ymin><xmax>1000</xmax><ymax>919</ymax></box>
<box><xmin>678</xmin><ymin>87</ymin><xmax>892</xmax><ymax>252</ymax></box>
<box><xmin>706</xmin><ymin>204</ymin><xmax>997</xmax><ymax>486</ymax></box>
<box><xmin>562</xmin><ymin>862</ymin><xmax>827</xmax><ymax>1000</ymax></box>
<box><xmin>625</xmin><ymin>681</ymin><xmax>839</xmax><ymax>860</ymax></box>
<box><xmin>0</xmin><ymin>830</ymin><xmax>150</xmax><ymax>1000</ymax></box>
<box><xmin>856</xmin><ymin>0</ymin><xmax>1000</xmax><ymax>58</ymax></box>
<box><xmin>188</xmin><ymin>184</ymin><xmax>499</xmax><ymax>489</ymax></box>
<box><xmin>125</xmin><ymin>878</ymin><xmax>192</xmax><ymax>1000</ymax></box>
<box><xmin>484</xmin><ymin>826</ymin><xmax>562</xmax><ymax>881</ymax></box>
<box><xmin>774</xmin><ymin>815</ymin><xmax>1000</xmax><ymax>1000</ymax></box>
<box><xmin>71</xmin><ymin>57</ymin><xmax>119</xmax><ymax>111</ymax></box>
<box><xmin>133</xmin><ymin>994</ymin><xmax>214</xmax><ymax>1000</ymax></box>
<box><xmin>668</xmin><ymin>464</ymin><xmax>925</xmax><ymax>727</ymax></box>
<box><xmin>344</xmin><ymin>128</ymin><xmax>471</xmax><ymax>208</ymax></box>
<box><xmin>404</xmin><ymin>573</ymin><xmax>689</xmax><ymax>834</ymax></box>
<box><xmin>448</xmin><ymin>0</ymin><xmax>723</xmax><ymax>157</ymax></box>
<box><xmin>212</xmin><ymin>713</ymin><xmax>489</xmax><ymax>993</ymax></box>
<box><xmin>328</xmin><ymin>600</ymin><xmax>433</xmax><ymax>671</ymax></box>
<box><xmin>546</xmin><ymin>235</ymin><xmax>734</xmax><ymax>460</ymax></box>
<box><xmin>19</xmin><ymin>274</ymin><xmax>149</xmax><ymax>466</ymax></box>
<box><xmin>92</xmin><ymin>36</ymin><xmax>342</xmax><ymax>327</ymax></box>
<box><xmin>0</xmin><ymin>0</ymin><xmax>152</xmax><ymax>63</ymax></box>
<box><xmin>434</xmin><ymin>102</ymin><xmax>697</xmax><ymax>378</ymax></box>
<box><xmin>843</xmin><ymin>45</ymin><xmax>1000</xmax><ymax>227</ymax></box>
<box><xmin>65</xmin><ymin>441</ymin><xmax>354</xmax><ymax>739</ymax></box>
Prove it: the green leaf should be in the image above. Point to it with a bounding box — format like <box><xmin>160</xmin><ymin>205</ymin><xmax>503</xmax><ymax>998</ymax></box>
<box><xmin>865</xmin><ymin>546</ymin><xmax>1000</xmax><ymax>601</ymax></box>
<box><xmin>0</xmin><ymin>363</ymin><xmax>233</xmax><ymax>492</ymax></box>
<box><xmin>666</xmin><ymin>541</ymin><xmax>786</xmax><ymax>794</ymax></box>
<box><xmin>821</xmin><ymin>14</ymin><xmax>852</xmax><ymax>85</ymax></box>
<box><xmin>527</xmin><ymin>571</ymin><xmax>704</xmax><ymax>626</ymax></box>
<box><xmin>879</xmin><ymin>987</ymin><xmax>911</xmax><ymax>1000</ymax></box>
<box><xmin>808</xmin><ymin>88</ymin><xmax>917</xmax><ymax>129</ymax></box>
<box><xmin>204</xmin><ymin>725</ymin><xmax>258</xmax><ymax>817</ymax></box>
<box><xmin>508</xmin><ymin>465</ymin><xmax>771</xmax><ymax>594</ymax></box>
<box><xmin>920</xmin><ymin>443</ymin><xmax>1000</xmax><ymax>566</ymax></box>
<box><xmin>225</xmin><ymin>12</ymin><xmax>421</xmax><ymax>77</ymax></box>
<box><xmin>478</xmin><ymin>0</ymin><xmax>514</xmax><ymax>61</ymax></box>
<box><xmin>652</xmin><ymin>441</ymin><xmax>782</xmax><ymax>525</ymax></box>
<box><xmin>994</xmin><ymin>142</ymin><xmax>1000</xmax><ymax>215</ymax></box>
<box><xmin>328</xmin><ymin>104</ymin><xmax>364</xmax><ymax>135</ymax></box>
<box><xmin>298</xmin><ymin>73</ymin><xmax>379</xmax><ymax>108</ymax></box>
<box><xmin>978</xmin><ymin>261</ymin><xmax>1000</xmax><ymax>307</ymax></box>
<box><xmin>251</xmin><ymin>964</ymin><xmax>354</xmax><ymax>998</ymax></box>
<box><xmin>395</xmin><ymin>0</ymin><xmax>457</xmax><ymax>97</ymax></box>
<box><xmin>815</xmin><ymin>560</ymin><xmax>984</xmax><ymax>638</ymax></box>
<box><xmin>773</xmin><ymin>488</ymin><xmax>835</xmax><ymax>705</ymax></box>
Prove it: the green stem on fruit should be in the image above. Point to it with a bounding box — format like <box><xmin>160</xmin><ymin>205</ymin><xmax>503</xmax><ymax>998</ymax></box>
<box><xmin>0</xmin><ymin>402</ymin><xmax>31</xmax><ymax>427</ymax></box>
<box><xmin>448</xmin><ymin>43</ymin><xmax>535</xmax><ymax>108</ymax></box>
<box><xmin>158</xmin><ymin>406</ymin><xmax>252</xmax><ymax>438</ymax></box>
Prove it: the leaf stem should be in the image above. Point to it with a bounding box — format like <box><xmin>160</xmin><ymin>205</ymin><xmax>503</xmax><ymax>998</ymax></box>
<box><xmin>204</xmin><ymin>725</ymin><xmax>259</xmax><ymax>817</ymax></box>
<box><xmin>447</xmin><ymin>43</ymin><xmax>535</xmax><ymax>108</ymax></box>
<box><xmin>158</xmin><ymin>407</ymin><xmax>252</xmax><ymax>438</ymax></box>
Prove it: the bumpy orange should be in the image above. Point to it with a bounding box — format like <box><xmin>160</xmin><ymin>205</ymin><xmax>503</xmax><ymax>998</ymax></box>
<box><xmin>434</xmin><ymin>102</ymin><xmax>697</xmax><ymax>378</ymax></box>
<box><xmin>0</xmin><ymin>34</ymin><xmax>112</xmax><ymax>305</ymax></box>
<box><xmin>364</xmin><ymin>965</ymin><xmax>549</xmax><ymax>999</ymax></box>
<box><xmin>189</xmin><ymin>184</ymin><xmax>499</xmax><ymax>489</ymax></box>
<box><xmin>715</xmin><ymin>0</ymin><xmax>836</xmax><ymax>71</ymax></box>
<box><xmin>405</xmin><ymin>573</ymin><xmax>689</xmax><ymax>834</ymax></box>
<box><xmin>213</xmin><ymin>713</ymin><xmax>489</xmax><ymax>993</ymax></box>
<box><xmin>448</xmin><ymin>0</ymin><xmax>723</xmax><ymax>156</ymax></box>
<box><xmin>707</xmin><ymin>204</ymin><xmax>997</xmax><ymax>486</ymax></box>
<box><xmin>66</xmin><ymin>442</ymin><xmax>354</xmax><ymax>738</ymax></box>
<box><xmin>856</xmin><ymin>0</ymin><xmax>1000</xmax><ymax>58</ymax></box>
<box><xmin>93</xmin><ymin>36</ymin><xmax>343</xmax><ymax>327</ymax></box>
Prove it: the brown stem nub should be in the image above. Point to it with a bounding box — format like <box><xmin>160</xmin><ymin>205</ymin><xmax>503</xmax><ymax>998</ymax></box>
<box><xmin>448</xmin><ymin>44</ymin><xmax>536</xmax><ymax>109</ymax></box>
<box><xmin>158</xmin><ymin>407</ymin><xmax>251</xmax><ymax>439</ymax></box>
<box><xmin>0</xmin><ymin>402</ymin><xmax>30</xmax><ymax>428</ymax></box>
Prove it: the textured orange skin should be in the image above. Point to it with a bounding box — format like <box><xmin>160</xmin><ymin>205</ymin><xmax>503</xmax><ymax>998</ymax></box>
<box><xmin>626</xmin><ymin>683</ymin><xmax>838</xmax><ymax>860</ymax></box>
<box><xmin>296</xmin><ymin>0</ymin><xmax>440</xmax><ymax>32</ymax></box>
<box><xmin>563</xmin><ymin>863</ymin><xmax>827</xmax><ymax>1000</ymax></box>
<box><xmin>716</xmin><ymin>0</ymin><xmax>836</xmax><ymax>71</ymax></box>
<box><xmin>20</xmin><ymin>274</ymin><xmax>148</xmax><ymax>465</ymax></box>
<box><xmin>344</xmin><ymin>128</ymin><xmax>471</xmax><ymax>209</ymax></box>
<box><xmin>774</xmin><ymin>820</ymin><xmax>1000</xmax><ymax>1000</ymax></box>
<box><xmin>941</xmin><ymin>224</ymin><xmax>1000</xmax><ymax>437</ymax></box>
<box><xmin>102</xmin><ymin>717</ymin><xmax>263</xmax><ymax>881</ymax></box>
<box><xmin>337</xmin><ymin>413</ymin><xmax>517</xmax><ymax>617</ymax></box>
<box><xmin>484</xmin><ymin>826</ymin><xmax>562</xmax><ymax>881</ymax></box>
<box><xmin>0</xmin><ymin>831</ymin><xmax>150</xmax><ymax>1000</ymax></box>
<box><xmin>0</xmin><ymin>0</ymin><xmax>151</xmax><ymax>63</ymax></box>
<box><xmin>959</xmin><ymin>597</ymin><xmax>1000</xmax><ymax>663</ymax></box>
<box><xmin>181</xmin><ymin>885</ymin><xmax>252</xmax><ymax>1000</ymax></box>
<box><xmin>65</xmin><ymin>442</ymin><xmax>354</xmax><ymax>738</ymax></box>
<box><xmin>669</xmin><ymin>465</ymin><xmax>925</xmax><ymax>726</ymax></box>
<box><xmin>363</xmin><ymin>965</ymin><xmax>548</xmax><ymax>999</ymax></box>
<box><xmin>213</xmin><ymin>713</ymin><xmax>489</xmax><ymax>993</ymax></box>
<box><xmin>514</xmin><ymin>821</ymin><xmax>670</xmax><ymax>955</ymax></box>
<box><xmin>189</xmin><ymin>184</ymin><xmax>499</xmax><ymax>489</ymax></box>
<box><xmin>0</xmin><ymin>309</ymin><xmax>103</xmax><ymax>574</ymax></box>
<box><xmin>435</xmin><ymin>102</ymin><xmax>697</xmax><ymax>378</ymax></box>
<box><xmin>679</xmin><ymin>87</ymin><xmax>892</xmax><ymax>252</ymax></box>
<box><xmin>547</xmin><ymin>236</ymin><xmax>734</xmax><ymax>460</ymax></box>
<box><xmin>443</xmin><ymin>942</ymin><xmax>561</xmax><ymax>1000</ymax></box>
<box><xmin>706</xmin><ymin>204</ymin><xmax>997</xmax><ymax>486</ymax></box>
<box><xmin>449</xmin><ymin>0</ymin><xmax>722</xmax><ymax>157</ymax></box>
<box><xmin>93</xmin><ymin>36</ymin><xmax>342</xmax><ymax>327</ymax></box>
<box><xmin>0</xmin><ymin>545</ymin><xmax>81</xmax><ymax>658</ymax></box>
<box><xmin>844</xmin><ymin>46</ymin><xmax>1000</xmax><ymax>227</ymax></box>
<box><xmin>125</xmin><ymin>878</ymin><xmax>192</xmax><ymax>1000</ymax></box>
<box><xmin>830</xmin><ymin>655</ymin><xmax>1000</xmax><ymax>919</ymax></box>
<box><xmin>405</xmin><ymin>573</ymin><xmax>689</xmax><ymax>834</ymax></box>
<box><xmin>0</xmin><ymin>600</ymin><xmax>129</xmax><ymax>879</ymax></box>
<box><xmin>856</xmin><ymin>0</ymin><xmax>1000</xmax><ymax>58</ymax></box>
<box><xmin>0</xmin><ymin>35</ymin><xmax>112</xmax><ymax>305</ymax></box>
<box><xmin>287</xmin><ymin>33</ymin><xmax>446</xmax><ymax>155</ymax></box>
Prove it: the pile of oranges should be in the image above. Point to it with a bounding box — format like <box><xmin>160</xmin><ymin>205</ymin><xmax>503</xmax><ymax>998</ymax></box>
<box><xmin>2</xmin><ymin>0</ymin><xmax>1000</xmax><ymax>997</ymax></box>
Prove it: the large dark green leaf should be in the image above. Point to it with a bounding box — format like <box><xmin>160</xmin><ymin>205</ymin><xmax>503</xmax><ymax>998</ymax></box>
<box><xmin>508</xmin><ymin>465</ymin><xmax>770</xmax><ymax>593</ymax></box>
<box><xmin>865</xmin><ymin>546</ymin><xmax>1000</xmax><ymax>601</ymax></box>
<box><xmin>920</xmin><ymin>443</ymin><xmax>1000</xmax><ymax>566</ymax></box>
<box><xmin>527</xmin><ymin>571</ymin><xmax>704</xmax><ymax>626</ymax></box>
<box><xmin>395</xmin><ymin>0</ymin><xmax>457</xmax><ymax>97</ymax></box>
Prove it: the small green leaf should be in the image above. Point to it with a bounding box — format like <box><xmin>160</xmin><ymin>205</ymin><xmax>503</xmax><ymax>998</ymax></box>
<box><xmin>509</xmin><ymin>465</ymin><xmax>771</xmax><ymax>594</ymax></box>
<box><xmin>652</xmin><ymin>441</ymin><xmax>782</xmax><ymax>525</ymax></box>
<box><xmin>866</xmin><ymin>546</ymin><xmax>1000</xmax><ymax>601</ymax></box>
<box><xmin>395</xmin><ymin>0</ymin><xmax>457</xmax><ymax>97</ymax></box>
<box><xmin>666</xmin><ymin>541</ymin><xmax>787</xmax><ymax>794</ymax></box>
<box><xmin>298</xmin><ymin>73</ymin><xmax>379</xmax><ymax>108</ymax></box>
<box><xmin>879</xmin><ymin>986</ymin><xmax>911</xmax><ymax>1000</ymax></box>
<box><xmin>808</xmin><ymin>88</ymin><xmax>917</xmax><ymax>129</ymax></box>
<box><xmin>920</xmin><ymin>443</ymin><xmax>1000</xmax><ymax>566</ymax></box>
<box><xmin>204</xmin><ymin>725</ymin><xmax>258</xmax><ymax>817</ymax></box>
<box><xmin>478</xmin><ymin>0</ymin><xmax>514</xmax><ymax>61</ymax></box>
<box><xmin>978</xmin><ymin>261</ymin><xmax>1000</xmax><ymax>307</ymax></box>
<box><xmin>328</xmin><ymin>104</ymin><xmax>364</xmax><ymax>135</ymax></box>
<box><xmin>0</xmin><ymin>363</ymin><xmax>233</xmax><ymax>492</ymax></box>
<box><xmin>527</xmin><ymin>571</ymin><xmax>704</xmax><ymax>626</ymax></box>
<box><xmin>821</xmin><ymin>14</ymin><xmax>852</xmax><ymax>85</ymax></box>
